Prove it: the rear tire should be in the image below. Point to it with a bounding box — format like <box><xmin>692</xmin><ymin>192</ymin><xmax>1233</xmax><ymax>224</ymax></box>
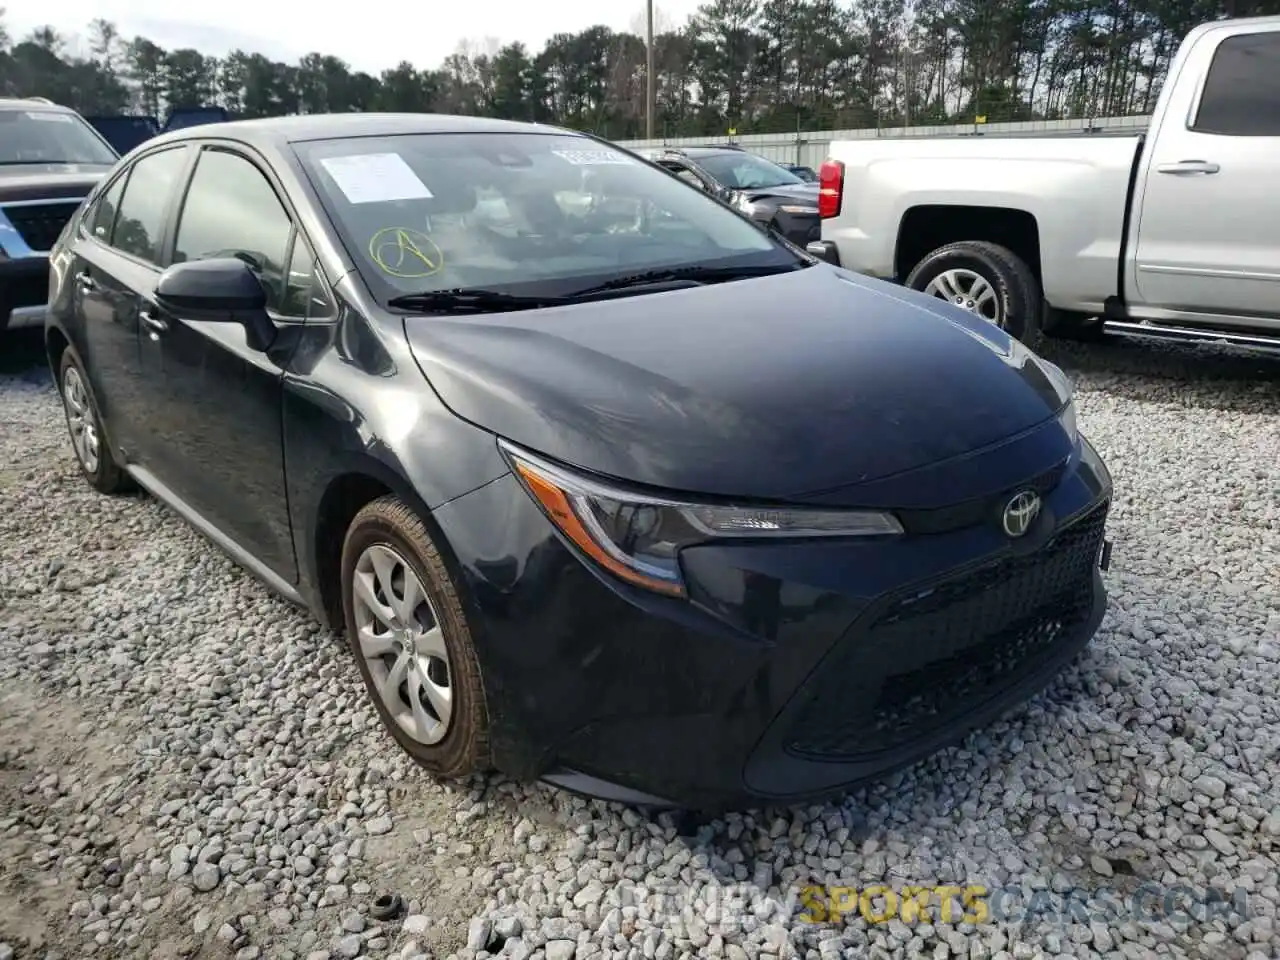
<box><xmin>57</xmin><ymin>349</ymin><xmax>132</xmax><ymax>494</ymax></box>
<box><xmin>340</xmin><ymin>495</ymin><xmax>490</xmax><ymax>780</ymax></box>
<box><xmin>905</xmin><ymin>241</ymin><xmax>1044</xmax><ymax>348</ymax></box>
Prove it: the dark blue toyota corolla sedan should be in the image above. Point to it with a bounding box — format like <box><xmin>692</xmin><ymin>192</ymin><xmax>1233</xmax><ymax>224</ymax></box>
<box><xmin>45</xmin><ymin>114</ymin><xmax>1112</xmax><ymax>809</ymax></box>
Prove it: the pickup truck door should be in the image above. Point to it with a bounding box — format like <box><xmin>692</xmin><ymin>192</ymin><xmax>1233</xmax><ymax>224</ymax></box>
<box><xmin>1132</xmin><ymin>25</ymin><xmax>1280</xmax><ymax>321</ymax></box>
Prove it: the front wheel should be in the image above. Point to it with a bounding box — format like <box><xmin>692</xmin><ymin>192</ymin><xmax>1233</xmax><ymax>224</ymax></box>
<box><xmin>340</xmin><ymin>495</ymin><xmax>490</xmax><ymax>780</ymax></box>
<box><xmin>905</xmin><ymin>241</ymin><xmax>1043</xmax><ymax>348</ymax></box>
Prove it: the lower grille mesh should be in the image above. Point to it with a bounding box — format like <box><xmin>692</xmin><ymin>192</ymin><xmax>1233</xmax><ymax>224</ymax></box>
<box><xmin>3</xmin><ymin>201</ymin><xmax>79</xmax><ymax>253</ymax></box>
<box><xmin>786</xmin><ymin>502</ymin><xmax>1108</xmax><ymax>760</ymax></box>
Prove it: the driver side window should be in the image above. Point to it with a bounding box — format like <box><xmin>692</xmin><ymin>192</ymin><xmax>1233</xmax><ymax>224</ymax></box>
<box><xmin>173</xmin><ymin>147</ymin><xmax>293</xmax><ymax>311</ymax></box>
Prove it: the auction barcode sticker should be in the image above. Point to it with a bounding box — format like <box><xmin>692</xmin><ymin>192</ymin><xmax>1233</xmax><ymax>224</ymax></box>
<box><xmin>551</xmin><ymin>149</ymin><xmax>634</xmax><ymax>166</ymax></box>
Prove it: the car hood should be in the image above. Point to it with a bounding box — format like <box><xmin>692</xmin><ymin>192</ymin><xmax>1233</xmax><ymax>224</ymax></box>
<box><xmin>402</xmin><ymin>265</ymin><xmax>1072</xmax><ymax>506</ymax></box>
<box><xmin>738</xmin><ymin>181</ymin><xmax>819</xmax><ymax>204</ymax></box>
<box><xmin>0</xmin><ymin>166</ymin><xmax>111</xmax><ymax>203</ymax></box>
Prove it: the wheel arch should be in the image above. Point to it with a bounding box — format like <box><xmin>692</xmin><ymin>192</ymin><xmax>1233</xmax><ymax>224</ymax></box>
<box><xmin>895</xmin><ymin>205</ymin><xmax>1042</xmax><ymax>286</ymax></box>
<box><xmin>45</xmin><ymin>323</ymin><xmax>72</xmax><ymax>384</ymax></box>
<box><xmin>308</xmin><ymin>459</ymin><xmax>481</xmax><ymax>633</ymax></box>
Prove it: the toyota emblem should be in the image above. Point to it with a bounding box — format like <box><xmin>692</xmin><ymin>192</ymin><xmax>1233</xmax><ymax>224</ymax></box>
<box><xmin>1002</xmin><ymin>490</ymin><xmax>1041</xmax><ymax>538</ymax></box>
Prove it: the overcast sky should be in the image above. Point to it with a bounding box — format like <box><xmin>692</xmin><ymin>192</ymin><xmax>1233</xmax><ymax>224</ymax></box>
<box><xmin>5</xmin><ymin>0</ymin><xmax>703</xmax><ymax>75</ymax></box>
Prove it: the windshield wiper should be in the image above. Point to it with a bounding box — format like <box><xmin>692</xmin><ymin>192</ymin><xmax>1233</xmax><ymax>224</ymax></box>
<box><xmin>386</xmin><ymin>289</ymin><xmax>571</xmax><ymax>314</ymax></box>
<box><xmin>569</xmin><ymin>262</ymin><xmax>804</xmax><ymax>298</ymax></box>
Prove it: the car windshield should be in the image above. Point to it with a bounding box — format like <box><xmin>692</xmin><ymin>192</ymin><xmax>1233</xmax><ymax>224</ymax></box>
<box><xmin>295</xmin><ymin>132</ymin><xmax>799</xmax><ymax>302</ymax></box>
<box><xmin>0</xmin><ymin>108</ymin><xmax>118</xmax><ymax>166</ymax></box>
<box><xmin>695</xmin><ymin>153</ymin><xmax>805</xmax><ymax>189</ymax></box>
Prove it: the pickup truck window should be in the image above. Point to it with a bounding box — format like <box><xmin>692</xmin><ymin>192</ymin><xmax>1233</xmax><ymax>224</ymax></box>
<box><xmin>1192</xmin><ymin>32</ymin><xmax>1280</xmax><ymax>137</ymax></box>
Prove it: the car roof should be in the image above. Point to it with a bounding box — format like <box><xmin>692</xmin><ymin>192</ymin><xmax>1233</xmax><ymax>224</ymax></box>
<box><xmin>0</xmin><ymin>97</ymin><xmax>79</xmax><ymax>113</ymax></box>
<box><xmin>678</xmin><ymin>147</ymin><xmax>743</xmax><ymax>158</ymax></box>
<box><xmin>135</xmin><ymin>113</ymin><xmax>582</xmax><ymax>152</ymax></box>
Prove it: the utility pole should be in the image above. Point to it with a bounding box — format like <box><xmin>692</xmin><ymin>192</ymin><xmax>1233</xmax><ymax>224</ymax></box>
<box><xmin>645</xmin><ymin>0</ymin><xmax>655</xmax><ymax>140</ymax></box>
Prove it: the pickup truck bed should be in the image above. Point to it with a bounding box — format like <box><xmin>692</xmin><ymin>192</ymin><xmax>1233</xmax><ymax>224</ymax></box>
<box><xmin>818</xmin><ymin>134</ymin><xmax>1142</xmax><ymax>319</ymax></box>
<box><xmin>811</xmin><ymin>14</ymin><xmax>1280</xmax><ymax>352</ymax></box>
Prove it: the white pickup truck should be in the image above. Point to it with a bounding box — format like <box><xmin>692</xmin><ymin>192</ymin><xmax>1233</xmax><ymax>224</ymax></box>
<box><xmin>809</xmin><ymin>14</ymin><xmax>1280</xmax><ymax>351</ymax></box>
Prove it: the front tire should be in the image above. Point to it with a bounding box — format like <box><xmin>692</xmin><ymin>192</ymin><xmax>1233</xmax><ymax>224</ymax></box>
<box><xmin>340</xmin><ymin>495</ymin><xmax>490</xmax><ymax>780</ymax></box>
<box><xmin>58</xmin><ymin>349</ymin><xmax>132</xmax><ymax>494</ymax></box>
<box><xmin>906</xmin><ymin>241</ymin><xmax>1043</xmax><ymax>348</ymax></box>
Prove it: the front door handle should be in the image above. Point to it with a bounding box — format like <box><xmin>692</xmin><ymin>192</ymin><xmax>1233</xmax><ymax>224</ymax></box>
<box><xmin>76</xmin><ymin>272</ymin><xmax>96</xmax><ymax>292</ymax></box>
<box><xmin>140</xmin><ymin>306</ymin><xmax>169</xmax><ymax>337</ymax></box>
<box><xmin>1156</xmin><ymin>160</ymin><xmax>1220</xmax><ymax>175</ymax></box>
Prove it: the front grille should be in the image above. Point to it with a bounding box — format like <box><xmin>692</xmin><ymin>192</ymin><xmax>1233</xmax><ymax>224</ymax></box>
<box><xmin>786</xmin><ymin>501</ymin><xmax>1108</xmax><ymax>760</ymax></box>
<box><xmin>897</xmin><ymin>459</ymin><xmax>1069</xmax><ymax>535</ymax></box>
<box><xmin>2</xmin><ymin>201</ymin><xmax>79</xmax><ymax>253</ymax></box>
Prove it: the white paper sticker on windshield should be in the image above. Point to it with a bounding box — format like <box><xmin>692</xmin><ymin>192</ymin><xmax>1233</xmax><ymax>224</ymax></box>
<box><xmin>27</xmin><ymin>111</ymin><xmax>74</xmax><ymax>122</ymax></box>
<box><xmin>318</xmin><ymin>152</ymin><xmax>434</xmax><ymax>204</ymax></box>
<box><xmin>551</xmin><ymin>149</ymin><xmax>634</xmax><ymax>166</ymax></box>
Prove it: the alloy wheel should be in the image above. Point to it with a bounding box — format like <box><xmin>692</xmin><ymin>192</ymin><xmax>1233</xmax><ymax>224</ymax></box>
<box><xmin>923</xmin><ymin>268</ymin><xmax>1003</xmax><ymax>326</ymax></box>
<box><xmin>350</xmin><ymin>544</ymin><xmax>453</xmax><ymax>745</ymax></box>
<box><xmin>62</xmin><ymin>365</ymin><xmax>101</xmax><ymax>474</ymax></box>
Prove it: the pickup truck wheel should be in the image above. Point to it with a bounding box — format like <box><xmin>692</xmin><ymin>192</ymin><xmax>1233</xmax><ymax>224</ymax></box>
<box><xmin>906</xmin><ymin>241</ymin><xmax>1043</xmax><ymax>347</ymax></box>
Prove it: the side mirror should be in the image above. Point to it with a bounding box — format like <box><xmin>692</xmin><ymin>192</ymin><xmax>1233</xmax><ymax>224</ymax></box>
<box><xmin>675</xmin><ymin>171</ymin><xmax>706</xmax><ymax>191</ymax></box>
<box><xmin>155</xmin><ymin>257</ymin><xmax>276</xmax><ymax>351</ymax></box>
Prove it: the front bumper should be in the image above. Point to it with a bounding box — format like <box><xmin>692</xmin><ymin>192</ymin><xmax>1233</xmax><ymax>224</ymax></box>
<box><xmin>432</xmin><ymin>435</ymin><xmax>1113</xmax><ymax>809</ymax></box>
<box><xmin>0</xmin><ymin>256</ymin><xmax>50</xmax><ymax>331</ymax></box>
<box><xmin>773</xmin><ymin>210</ymin><xmax>821</xmax><ymax>248</ymax></box>
<box><xmin>806</xmin><ymin>240</ymin><xmax>842</xmax><ymax>267</ymax></box>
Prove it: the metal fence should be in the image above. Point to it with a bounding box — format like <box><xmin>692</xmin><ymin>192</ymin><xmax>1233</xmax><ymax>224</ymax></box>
<box><xmin>613</xmin><ymin>115</ymin><xmax>1151</xmax><ymax>169</ymax></box>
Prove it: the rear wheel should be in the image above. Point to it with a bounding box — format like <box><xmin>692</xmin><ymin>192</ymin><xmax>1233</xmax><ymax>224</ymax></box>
<box><xmin>906</xmin><ymin>240</ymin><xmax>1043</xmax><ymax>348</ymax></box>
<box><xmin>58</xmin><ymin>349</ymin><xmax>132</xmax><ymax>494</ymax></box>
<box><xmin>340</xmin><ymin>495</ymin><xmax>490</xmax><ymax>779</ymax></box>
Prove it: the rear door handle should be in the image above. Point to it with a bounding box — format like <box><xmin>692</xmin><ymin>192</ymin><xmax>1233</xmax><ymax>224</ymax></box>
<box><xmin>140</xmin><ymin>306</ymin><xmax>169</xmax><ymax>337</ymax></box>
<box><xmin>76</xmin><ymin>272</ymin><xmax>96</xmax><ymax>292</ymax></box>
<box><xmin>1156</xmin><ymin>160</ymin><xmax>1220</xmax><ymax>175</ymax></box>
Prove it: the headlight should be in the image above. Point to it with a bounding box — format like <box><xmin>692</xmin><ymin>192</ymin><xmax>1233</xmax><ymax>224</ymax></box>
<box><xmin>776</xmin><ymin>204</ymin><xmax>817</xmax><ymax>215</ymax></box>
<box><xmin>502</xmin><ymin>443</ymin><xmax>903</xmax><ymax>596</ymax></box>
<box><xmin>1038</xmin><ymin>359</ymin><xmax>1078</xmax><ymax>444</ymax></box>
<box><xmin>1057</xmin><ymin>400</ymin><xmax>1078</xmax><ymax>444</ymax></box>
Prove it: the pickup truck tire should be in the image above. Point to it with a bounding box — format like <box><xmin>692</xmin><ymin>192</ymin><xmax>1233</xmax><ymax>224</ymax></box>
<box><xmin>905</xmin><ymin>241</ymin><xmax>1043</xmax><ymax>347</ymax></box>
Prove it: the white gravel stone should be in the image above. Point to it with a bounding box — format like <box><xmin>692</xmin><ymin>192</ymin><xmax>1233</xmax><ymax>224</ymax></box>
<box><xmin>192</xmin><ymin>862</ymin><xmax>221</xmax><ymax>892</ymax></box>
<box><xmin>365</xmin><ymin>815</ymin><xmax>393</xmax><ymax>836</ymax></box>
<box><xmin>1</xmin><ymin>335</ymin><xmax>1278</xmax><ymax>960</ymax></box>
<box><xmin>402</xmin><ymin>915</ymin><xmax>430</xmax><ymax>935</ymax></box>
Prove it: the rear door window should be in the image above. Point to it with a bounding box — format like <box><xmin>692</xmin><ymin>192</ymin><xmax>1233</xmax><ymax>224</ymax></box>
<box><xmin>89</xmin><ymin>172</ymin><xmax>127</xmax><ymax>243</ymax></box>
<box><xmin>111</xmin><ymin>146</ymin><xmax>189</xmax><ymax>264</ymax></box>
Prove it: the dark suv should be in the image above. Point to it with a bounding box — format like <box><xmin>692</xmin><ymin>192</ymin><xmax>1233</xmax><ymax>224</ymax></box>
<box><xmin>0</xmin><ymin>97</ymin><xmax>119</xmax><ymax>334</ymax></box>
<box><xmin>640</xmin><ymin>145</ymin><xmax>821</xmax><ymax>247</ymax></box>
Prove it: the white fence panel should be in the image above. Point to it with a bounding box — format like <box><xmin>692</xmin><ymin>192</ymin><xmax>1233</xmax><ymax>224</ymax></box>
<box><xmin>614</xmin><ymin>115</ymin><xmax>1150</xmax><ymax>168</ymax></box>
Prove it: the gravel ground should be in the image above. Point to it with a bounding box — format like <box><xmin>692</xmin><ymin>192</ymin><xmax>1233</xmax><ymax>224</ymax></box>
<box><xmin>1</xmin><ymin>327</ymin><xmax>1278</xmax><ymax>960</ymax></box>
